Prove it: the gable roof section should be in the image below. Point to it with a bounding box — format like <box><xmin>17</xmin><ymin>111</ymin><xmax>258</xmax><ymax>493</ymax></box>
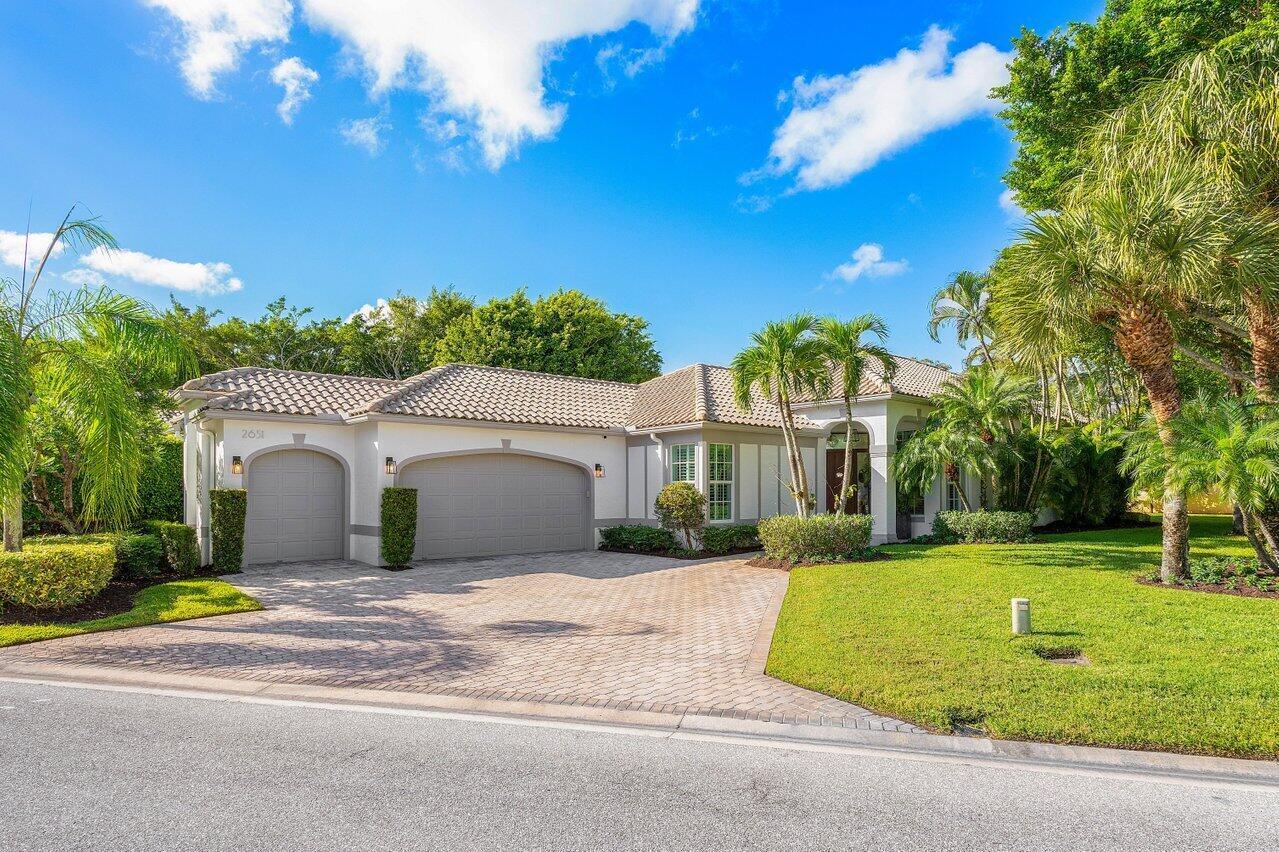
<box><xmin>628</xmin><ymin>364</ymin><xmax>819</xmax><ymax>430</ymax></box>
<box><xmin>180</xmin><ymin>367</ymin><xmax>399</xmax><ymax>417</ymax></box>
<box><xmin>792</xmin><ymin>354</ymin><xmax>954</xmax><ymax>404</ymax></box>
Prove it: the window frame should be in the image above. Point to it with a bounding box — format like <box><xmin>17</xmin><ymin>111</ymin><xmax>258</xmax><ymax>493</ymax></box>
<box><xmin>945</xmin><ymin>479</ymin><xmax>963</xmax><ymax>512</ymax></box>
<box><xmin>670</xmin><ymin>443</ymin><xmax>696</xmax><ymax>484</ymax></box>
<box><xmin>707</xmin><ymin>443</ymin><xmax>734</xmax><ymax>522</ymax></box>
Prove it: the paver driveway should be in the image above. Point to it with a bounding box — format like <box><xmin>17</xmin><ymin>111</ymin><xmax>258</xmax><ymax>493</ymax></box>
<box><xmin>1</xmin><ymin>551</ymin><xmax>916</xmax><ymax>730</ymax></box>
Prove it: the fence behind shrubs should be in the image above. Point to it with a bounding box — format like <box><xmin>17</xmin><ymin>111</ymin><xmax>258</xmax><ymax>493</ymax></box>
<box><xmin>380</xmin><ymin>487</ymin><xmax>418</xmax><ymax>567</ymax></box>
<box><xmin>757</xmin><ymin>514</ymin><xmax>873</xmax><ymax>564</ymax></box>
<box><xmin>932</xmin><ymin>510</ymin><xmax>1034</xmax><ymax>544</ymax></box>
<box><xmin>0</xmin><ymin>540</ymin><xmax>115</xmax><ymax>609</ymax></box>
<box><xmin>210</xmin><ymin>489</ymin><xmax>247</xmax><ymax>573</ymax></box>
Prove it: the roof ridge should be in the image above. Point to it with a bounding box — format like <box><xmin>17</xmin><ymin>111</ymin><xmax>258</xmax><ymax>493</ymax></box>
<box><xmin>361</xmin><ymin>364</ymin><xmax>452</xmax><ymax>414</ymax></box>
<box><xmin>428</xmin><ymin>362</ymin><xmax>642</xmax><ymax>388</ymax></box>
<box><xmin>693</xmin><ymin>364</ymin><xmax>709</xmax><ymax>421</ymax></box>
<box><xmin>887</xmin><ymin>352</ymin><xmax>957</xmax><ymax>374</ymax></box>
<box><xmin>185</xmin><ymin>365</ymin><xmax>402</xmax><ymax>389</ymax></box>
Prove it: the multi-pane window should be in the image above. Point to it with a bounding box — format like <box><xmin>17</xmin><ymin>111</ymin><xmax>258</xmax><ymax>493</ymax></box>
<box><xmin>670</xmin><ymin>444</ymin><xmax>696</xmax><ymax>483</ymax></box>
<box><xmin>945</xmin><ymin>479</ymin><xmax>964</xmax><ymax>512</ymax></box>
<box><xmin>708</xmin><ymin>443</ymin><xmax>733</xmax><ymax>521</ymax></box>
<box><xmin>895</xmin><ymin>431</ymin><xmax>925</xmax><ymax>515</ymax></box>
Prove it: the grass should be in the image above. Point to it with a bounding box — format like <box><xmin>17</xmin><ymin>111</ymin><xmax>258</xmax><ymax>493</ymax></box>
<box><xmin>766</xmin><ymin>515</ymin><xmax>1279</xmax><ymax>759</ymax></box>
<box><xmin>0</xmin><ymin>579</ymin><xmax>262</xmax><ymax>648</ymax></box>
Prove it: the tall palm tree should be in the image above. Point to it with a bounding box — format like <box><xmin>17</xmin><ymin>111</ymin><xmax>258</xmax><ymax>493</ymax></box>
<box><xmin>892</xmin><ymin>416</ymin><xmax>995</xmax><ymax>513</ymax></box>
<box><xmin>994</xmin><ymin>162</ymin><xmax>1278</xmax><ymax>581</ymax></box>
<box><xmin>928</xmin><ymin>271</ymin><xmax>994</xmax><ymax>365</ymax></box>
<box><xmin>731</xmin><ymin>315</ymin><xmax>829</xmax><ymax>518</ymax></box>
<box><xmin>1</xmin><ymin>207</ymin><xmax>195</xmax><ymax>550</ymax></box>
<box><xmin>814</xmin><ymin>314</ymin><xmax>895</xmax><ymax>515</ymax></box>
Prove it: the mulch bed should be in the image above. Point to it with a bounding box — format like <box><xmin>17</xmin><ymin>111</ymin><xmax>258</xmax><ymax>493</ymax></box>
<box><xmin>0</xmin><ymin>569</ymin><xmax>229</xmax><ymax>627</ymax></box>
<box><xmin>598</xmin><ymin>546</ymin><xmax>761</xmax><ymax>561</ymax></box>
<box><xmin>746</xmin><ymin>551</ymin><xmax>892</xmax><ymax>571</ymax></box>
<box><xmin>1137</xmin><ymin>576</ymin><xmax>1279</xmax><ymax>600</ymax></box>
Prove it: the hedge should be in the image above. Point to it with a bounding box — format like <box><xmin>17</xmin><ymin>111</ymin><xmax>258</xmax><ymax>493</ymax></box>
<box><xmin>210</xmin><ymin>489</ymin><xmax>247</xmax><ymax>573</ymax></box>
<box><xmin>757</xmin><ymin>514</ymin><xmax>873</xmax><ymax>564</ymax></box>
<box><xmin>932</xmin><ymin>510</ymin><xmax>1034</xmax><ymax>544</ymax></box>
<box><xmin>143</xmin><ymin>520</ymin><xmax>200</xmax><ymax>577</ymax></box>
<box><xmin>700</xmin><ymin>524</ymin><xmax>760</xmax><ymax>554</ymax></box>
<box><xmin>112</xmin><ymin>532</ymin><xmax>166</xmax><ymax>581</ymax></box>
<box><xmin>380</xmin><ymin>487</ymin><xmax>418</xmax><ymax>567</ymax></box>
<box><xmin>136</xmin><ymin>435</ymin><xmax>184</xmax><ymax>523</ymax></box>
<box><xmin>0</xmin><ymin>540</ymin><xmax>115</xmax><ymax>609</ymax></box>
<box><xmin>599</xmin><ymin>525</ymin><xmax>677</xmax><ymax>553</ymax></box>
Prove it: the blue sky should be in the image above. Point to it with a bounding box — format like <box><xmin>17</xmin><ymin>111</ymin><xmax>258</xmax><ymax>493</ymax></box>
<box><xmin>0</xmin><ymin>0</ymin><xmax>1099</xmax><ymax>371</ymax></box>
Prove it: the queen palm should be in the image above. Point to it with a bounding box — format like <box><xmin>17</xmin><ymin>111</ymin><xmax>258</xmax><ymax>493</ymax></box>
<box><xmin>0</xmin><ymin>208</ymin><xmax>195</xmax><ymax>550</ymax></box>
<box><xmin>731</xmin><ymin>315</ymin><xmax>829</xmax><ymax>518</ymax></box>
<box><xmin>928</xmin><ymin>271</ymin><xmax>994</xmax><ymax>365</ymax></box>
<box><xmin>994</xmin><ymin>161</ymin><xmax>1279</xmax><ymax>581</ymax></box>
<box><xmin>814</xmin><ymin>314</ymin><xmax>895</xmax><ymax>515</ymax></box>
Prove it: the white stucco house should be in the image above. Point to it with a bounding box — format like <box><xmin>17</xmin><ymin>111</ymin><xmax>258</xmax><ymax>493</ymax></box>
<box><xmin>175</xmin><ymin>355</ymin><xmax>968</xmax><ymax>567</ymax></box>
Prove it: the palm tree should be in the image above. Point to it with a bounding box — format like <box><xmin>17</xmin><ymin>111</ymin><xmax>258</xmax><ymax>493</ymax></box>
<box><xmin>928</xmin><ymin>271</ymin><xmax>994</xmax><ymax>365</ymax></box>
<box><xmin>814</xmin><ymin>314</ymin><xmax>895</xmax><ymax>515</ymax></box>
<box><xmin>0</xmin><ymin>208</ymin><xmax>195</xmax><ymax>550</ymax></box>
<box><xmin>993</xmin><ymin>161</ymin><xmax>1279</xmax><ymax>581</ymax></box>
<box><xmin>731</xmin><ymin>315</ymin><xmax>829</xmax><ymax>518</ymax></box>
<box><xmin>892</xmin><ymin>416</ymin><xmax>995</xmax><ymax>513</ymax></box>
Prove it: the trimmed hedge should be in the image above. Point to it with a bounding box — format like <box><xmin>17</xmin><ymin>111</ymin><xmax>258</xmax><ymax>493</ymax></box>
<box><xmin>144</xmin><ymin>521</ymin><xmax>200</xmax><ymax>577</ymax></box>
<box><xmin>701</xmin><ymin>524</ymin><xmax>760</xmax><ymax>554</ymax></box>
<box><xmin>757</xmin><ymin>514</ymin><xmax>873</xmax><ymax>564</ymax></box>
<box><xmin>112</xmin><ymin>532</ymin><xmax>166</xmax><ymax>581</ymax></box>
<box><xmin>599</xmin><ymin>525</ymin><xmax>677</xmax><ymax>553</ymax></box>
<box><xmin>136</xmin><ymin>435</ymin><xmax>184</xmax><ymax>523</ymax></box>
<box><xmin>380</xmin><ymin>487</ymin><xmax>418</xmax><ymax>567</ymax></box>
<box><xmin>0</xmin><ymin>540</ymin><xmax>115</xmax><ymax>609</ymax></box>
<box><xmin>210</xmin><ymin>489</ymin><xmax>247</xmax><ymax>573</ymax></box>
<box><xmin>932</xmin><ymin>510</ymin><xmax>1034</xmax><ymax>544</ymax></box>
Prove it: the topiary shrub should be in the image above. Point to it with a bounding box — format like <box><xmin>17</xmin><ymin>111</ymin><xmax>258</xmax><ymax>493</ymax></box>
<box><xmin>654</xmin><ymin>482</ymin><xmax>706</xmax><ymax>549</ymax></box>
<box><xmin>136</xmin><ymin>435</ymin><xmax>184</xmax><ymax>523</ymax></box>
<box><xmin>0</xmin><ymin>540</ymin><xmax>115</xmax><ymax>609</ymax></box>
<box><xmin>143</xmin><ymin>520</ymin><xmax>200</xmax><ymax>577</ymax></box>
<box><xmin>112</xmin><ymin>532</ymin><xmax>166</xmax><ymax>581</ymax></box>
<box><xmin>380</xmin><ymin>487</ymin><xmax>418</xmax><ymax>567</ymax></box>
<box><xmin>599</xmin><ymin>524</ymin><xmax>677</xmax><ymax>553</ymax></box>
<box><xmin>210</xmin><ymin>488</ymin><xmax>247</xmax><ymax>573</ymax></box>
<box><xmin>700</xmin><ymin>524</ymin><xmax>760</xmax><ymax>554</ymax></box>
<box><xmin>932</xmin><ymin>510</ymin><xmax>1034</xmax><ymax>544</ymax></box>
<box><xmin>757</xmin><ymin>514</ymin><xmax>873</xmax><ymax>564</ymax></box>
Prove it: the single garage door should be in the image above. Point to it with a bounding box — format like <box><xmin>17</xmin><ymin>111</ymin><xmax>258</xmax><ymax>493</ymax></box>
<box><xmin>245</xmin><ymin>449</ymin><xmax>344</xmax><ymax>564</ymax></box>
<box><xmin>400</xmin><ymin>453</ymin><xmax>588</xmax><ymax>560</ymax></box>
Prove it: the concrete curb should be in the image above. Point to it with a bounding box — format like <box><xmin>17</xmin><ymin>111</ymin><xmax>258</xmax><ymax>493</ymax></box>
<box><xmin>3</xmin><ymin>660</ymin><xmax>1276</xmax><ymax>787</ymax></box>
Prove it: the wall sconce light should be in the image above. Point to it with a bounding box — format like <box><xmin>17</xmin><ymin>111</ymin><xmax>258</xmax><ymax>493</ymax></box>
<box><xmin>385</xmin><ymin>456</ymin><xmax>397</xmax><ymax>475</ymax></box>
<box><xmin>230</xmin><ymin>456</ymin><xmax>243</xmax><ymax>475</ymax></box>
<box><xmin>594</xmin><ymin>463</ymin><xmax>605</xmax><ymax>478</ymax></box>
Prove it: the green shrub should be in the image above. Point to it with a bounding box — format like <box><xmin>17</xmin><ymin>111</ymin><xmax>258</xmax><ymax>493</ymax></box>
<box><xmin>210</xmin><ymin>489</ymin><xmax>247</xmax><ymax>573</ymax></box>
<box><xmin>599</xmin><ymin>525</ymin><xmax>677</xmax><ymax>552</ymax></box>
<box><xmin>1184</xmin><ymin>556</ymin><xmax>1274</xmax><ymax>592</ymax></box>
<box><xmin>380</xmin><ymin>487</ymin><xmax>418</xmax><ymax>567</ymax></box>
<box><xmin>112</xmin><ymin>533</ymin><xmax>165</xmax><ymax>580</ymax></box>
<box><xmin>933</xmin><ymin>510</ymin><xmax>1034</xmax><ymax>544</ymax></box>
<box><xmin>143</xmin><ymin>520</ymin><xmax>200</xmax><ymax>577</ymax></box>
<box><xmin>0</xmin><ymin>540</ymin><xmax>115</xmax><ymax>609</ymax></box>
<box><xmin>700</xmin><ymin>524</ymin><xmax>760</xmax><ymax>554</ymax></box>
<box><xmin>654</xmin><ymin>482</ymin><xmax>705</xmax><ymax>549</ymax></box>
<box><xmin>757</xmin><ymin>514</ymin><xmax>873</xmax><ymax>564</ymax></box>
<box><xmin>136</xmin><ymin>435</ymin><xmax>184</xmax><ymax>523</ymax></box>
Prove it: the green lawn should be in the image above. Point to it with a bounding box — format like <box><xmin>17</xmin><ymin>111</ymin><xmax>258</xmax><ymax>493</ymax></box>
<box><xmin>0</xmin><ymin>579</ymin><xmax>262</xmax><ymax>648</ymax></box>
<box><xmin>766</xmin><ymin>516</ymin><xmax>1279</xmax><ymax>759</ymax></box>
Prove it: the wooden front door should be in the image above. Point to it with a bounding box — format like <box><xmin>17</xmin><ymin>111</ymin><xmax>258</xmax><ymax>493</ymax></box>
<box><xmin>826</xmin><ymin>448</ymin><xmax>850</xmax><ymax>513</ymax></box>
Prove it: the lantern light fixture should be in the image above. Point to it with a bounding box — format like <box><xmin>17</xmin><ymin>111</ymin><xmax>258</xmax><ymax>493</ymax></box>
<box><xmin>594</xmin><ymin>463</ymin><xmax>605</xmax><ymax>478</ymax></box>
<box><xmin>385</xmin><ymin>456</ymin><xmax>397</xmax><ymax>475</ymax></box>
<box><xmin>230</xmin><ymin>455</ymin><xmax>243</xmax><ymax>475</ymax></box>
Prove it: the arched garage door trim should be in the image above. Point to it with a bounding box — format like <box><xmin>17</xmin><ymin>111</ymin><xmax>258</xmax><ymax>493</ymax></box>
<box><xmin>243</xmin><ymin>444</ymin><xmax>350</xmax><ymax>561</ymax></box>
<box><xmin>395</xmin><ymin>449</ymin><xmax>593</xmax><ymax>557</ymax></box>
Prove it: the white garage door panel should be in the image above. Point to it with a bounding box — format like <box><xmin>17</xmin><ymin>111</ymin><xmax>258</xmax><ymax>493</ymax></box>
<box><xmin>245</xmin><ymin>450</ymin><xmax>343</xmax><ymax>565</ymax></box>
<box><xmin>401</xmin><ymin>453</ymin><xmax>587</xmax><ymax>560</ymax></box>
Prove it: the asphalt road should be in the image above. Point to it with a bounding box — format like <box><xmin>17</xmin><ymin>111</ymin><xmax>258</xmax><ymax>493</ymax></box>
<box><xmin>2</xmin><ymin>680</ymin><xmax>1276</xmax><ymax>851</ymax></box>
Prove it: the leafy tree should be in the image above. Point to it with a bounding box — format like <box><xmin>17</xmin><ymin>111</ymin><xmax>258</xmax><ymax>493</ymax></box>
<box><xmin>928</xmin><ymin>271</ymin><xmax>994</xmax><ymax>364</ymax></box>
<box><xmin>654</xmin><ymin>482</ymin><xmax>706</xmax><ymax>549</ymax></box>
<box><xmin>731</xmin><ymin>315</ymin><xmax>829</xmax><ymax>518</ymax></box>
<box><xmin>337</xmin><ymin>289</ymin><xmax>473</xmax><ymax>379</ymax></box>
<box><xmin>435</xmin><ymin>289</ymin><xmax>661</xmax><ymax>382</ymax></box>
<box><xmin>994</xmin><ymin>0</ymin><xmax>1266</xmax><ymax>211</ymax></box>
<box><xmin>814</xmin><ymin>314</ymin><xmax>894</xmax><ymax>515</ymax></box>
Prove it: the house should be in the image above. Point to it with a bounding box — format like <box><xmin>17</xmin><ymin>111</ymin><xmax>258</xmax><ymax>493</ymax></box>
<box><xmin>175</xmin><ymin>355</ymin><xmax>966</xmax><ymax>566</ymax></box>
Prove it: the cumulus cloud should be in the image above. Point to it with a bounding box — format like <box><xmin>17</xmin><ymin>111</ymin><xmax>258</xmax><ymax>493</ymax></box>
<box><xmin>0</xmin><ymin>230</ymin><xmax>65</xmax><ymax>269</ymax></box>
<box><xmin>828</xmin><ymin>243</ymin><xmax>909</xmax><ymax>284</ymax></box>
<box><xmin>62</xmin><ymin>268</ymin><xmax>108</xmax><ymax>287</ymax></box>
<box><xmin>270</xmin><ymin>56</ymin><xmax>318</xmax><ymax>123</ymax></box>
<box><xmin>142</xmin><ymin>0</ymin><xmax>699</xmax><ymax>167</ymax></box>
<box><xmin>143</xmin><ymin>0</ymin><xmax>293</xmax><ymax>97</ymax></box>
<box><xmin>347</xmin><ymin>298</ymin><xmax>391</xmax><ymax>325</ymax></box>
<box><xmin>340</xmin><ymin>116</ymin><xmax>389</xmax><ymax>155</ymax></box>
<box><xmin>79</xmin><ymin>246</ymin><xmax>243</xmax><ymax>295</ymax></box>
<box><xmin>999</xmin><ymin>186</ymin><xmax>1026</xmax><ymax>220</ymax></box>
<box><xmin>749</xmin><ymin>26</ymin><xmax>1010</xmax><ymax>192</ymax></box>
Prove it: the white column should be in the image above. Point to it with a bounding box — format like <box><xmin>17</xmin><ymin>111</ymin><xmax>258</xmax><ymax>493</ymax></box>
<box><xmin>869</xmin><ymin>447</ymin><xmax>897</xmax><ymax>544</ymax></box>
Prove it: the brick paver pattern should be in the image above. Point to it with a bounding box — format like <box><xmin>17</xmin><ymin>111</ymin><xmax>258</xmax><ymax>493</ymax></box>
<box><xmin>1</xmin><ymin>552</ymin><xmax>919</xmax><ymax>730</ymax></box>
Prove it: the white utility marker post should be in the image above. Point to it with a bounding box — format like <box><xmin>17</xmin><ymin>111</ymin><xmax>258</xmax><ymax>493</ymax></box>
<box><xmin>1012</xmin><ymin>598</ymin><xmax>1031</xmax><ymax>635</ymax></box>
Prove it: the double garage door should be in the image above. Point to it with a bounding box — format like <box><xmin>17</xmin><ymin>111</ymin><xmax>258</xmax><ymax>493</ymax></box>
<box><xmin>243</xmin><ymin>449</ymin><xmax>587</xmax><ymax>565</ymax></box>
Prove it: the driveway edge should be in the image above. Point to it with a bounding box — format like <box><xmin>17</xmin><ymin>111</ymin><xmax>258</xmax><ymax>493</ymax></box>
<box><xmin>4</xmin><ymin>660</ymin><xmax>1275</xmax><ymax>787</ymax></box>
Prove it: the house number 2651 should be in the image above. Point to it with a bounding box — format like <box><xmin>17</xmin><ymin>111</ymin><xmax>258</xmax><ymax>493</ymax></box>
<box><xmin>241</xmin><ymin>429</ymin><xmax>266</xmax><ymax>439</ymax></box>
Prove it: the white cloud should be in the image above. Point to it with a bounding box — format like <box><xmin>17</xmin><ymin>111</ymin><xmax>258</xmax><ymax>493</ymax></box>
<box><xmin>999</xmin><ymin>186</ymin><xmax>1026</xmax><ymax>219</ymax></box>
<box><xmin>751</xmin><ymin>26</ymin><xmax>1010</xmax><ymax>191</ymax></box>
<box><xmin>62</xmin><ymin>268</ymin><xmax>108</xmax><ymax>287</ymax></box>
<box><xmin>0</xmin><ymin>230</ymin><xmax>65</xmax><ymax>269</ymax></box>
<box><xmin>347</xmin><ymin>298</ymin><xmax>390</xmax><ymax>325</ymax></box>
<box><xmin>340</xmin><ymin>116</ymin><xmax>389</xmax><ymax>155</ymax></box>
<box><xmin>143</xmin><ymin>0</ymin><xmax>294</xmax><ymax>97</ymax></box>
<box><xmin>79</xmin><ymin>246</ymin><xmax>243</xmax><ymax>295</ymax></box>
<box><xmin>828</xmin><ymin>243</ymin><xmax>909</xmax><ymax>283</ymax></box>
<box><xmin>270</xmin><ymin>56</ymin><xmax>318</xmax><ymax>123</ymax></box>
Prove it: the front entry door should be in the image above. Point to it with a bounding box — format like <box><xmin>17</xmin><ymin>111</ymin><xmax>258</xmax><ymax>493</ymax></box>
<box><xmin>825</xmin><ymin>448</ymin><xmax>871</xmax><ymax>514</ymax></box>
